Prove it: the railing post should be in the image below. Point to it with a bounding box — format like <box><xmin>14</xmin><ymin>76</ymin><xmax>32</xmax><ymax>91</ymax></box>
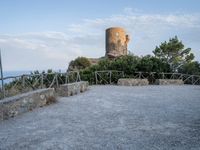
<box><xmin>0</xmin><ymin>49</ymin><xmax>5</xmax><ymax>98</ymax></box>
<box><xmin>55</xmin><ymin>74</ymin><xmax>59</xmax><ymax>88</ymax></box>
<box><xmin>192</xmin><ymin>75</ymin><xmax>194</xmax><ymax>85</ymax></box>
<box><xmin>95</xmin><ymin>71</ymin><xmax>98</xmax><ymax>85</ymax></box>
<box><xmin>109</xmin><ymin>71</ymin><xmax>112</xmax><ymax>84</ymax></box>
<box><xmin>22</xmin><ymin>75</ymin><xmax>25</xmax><ymax>88</ymax></box>
<box><xmin>65</xmin><ymin>73</ymin><xmax>68</xmax><ymax>84</ymax></box>
<box><xmin>77</xmin><ymin>72</ymin><xmax>81</xmax><ymax>82</ymax></box>
<box><xmin>41</xmin><ymin>74</ymin><xmax>44</xmax><ymax>88</ymax></box>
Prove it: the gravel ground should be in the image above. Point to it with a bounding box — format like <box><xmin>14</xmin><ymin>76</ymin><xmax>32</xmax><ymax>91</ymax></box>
<box><xmin>0</xmin><ymin>85</ymin><xmax>200</xmax><ymax>150</ymax></box>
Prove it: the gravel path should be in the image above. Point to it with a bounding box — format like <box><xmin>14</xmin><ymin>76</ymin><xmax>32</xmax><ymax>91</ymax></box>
<box><xmin>0</xmin><ymin>85</ymin><xmax>200</xmax><ymax>150</ymax></box>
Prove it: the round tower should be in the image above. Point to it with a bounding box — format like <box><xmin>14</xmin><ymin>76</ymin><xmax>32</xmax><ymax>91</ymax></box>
<box><xmin>105</xmin><ymin>27</ymin><xmax>130</xmax><ymax>58</ymax></box>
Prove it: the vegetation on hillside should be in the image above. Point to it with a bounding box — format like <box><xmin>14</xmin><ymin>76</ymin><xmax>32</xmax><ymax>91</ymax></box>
<box><xmin>69</xmin><ymin>36</ymin><xmax>200</xmax><ymax>84</ymax></box>
<box><xmin>68</xmin><ymin>57</ymin><xmax>91</xmax><ymax>71</ymax></box>
<box><xmin>0</xmin><ymin>69</ymin><xmax>68</xmax><ymax>99</ymax></box>
<box><xmin>153</xmin><ymin>36</ymin><xmax>195</xmax><ymax>72</ymax></box>
<box><xmin>1</xmin><ymin>36</ymin><xmax>200</xmax><ymax>98</ymax></box>
<box><xmin>78</xmin><ymin>55</ymin><xmax>172</xmax><ymax>84</ymax></box>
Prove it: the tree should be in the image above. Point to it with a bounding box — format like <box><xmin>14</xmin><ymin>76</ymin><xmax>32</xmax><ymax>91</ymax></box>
<box><xmin>153</xmin><ymin>36</ymin><xmax>194</xmax><ymax>72</ymax></box>
<box><xmin>179</xmin><ymin>61</ymin><xmax>200</xmax><ymax>75</ymax></box>
<box><xmin>68</xmin><ymin>57</ymin><xmax>91</xmax><ymax>71</ymax></box>
<box><xmin>110</xmin><ymin>55</ymin><xmax>141</xmax><ymax>75</ymax></box>
<box><xmin>137</xmin><ymin>55</ymin><xmax>171</xmax><ymax>73</ymax></box>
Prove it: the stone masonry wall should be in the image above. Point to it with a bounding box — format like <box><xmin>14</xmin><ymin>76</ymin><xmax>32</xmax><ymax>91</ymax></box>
<box><xmin>0</xmin><ymin>88</ymin><xmax>55</xmax><ymax>121</ymax></box>
<box><xmin>105</xmin><ymin>27</ymin><xmax>129</xmax><ymax>58</ymax></box>
<box><xmin>56</xmin><ymin>81</ymin><xmax>89</xmax><ymax>97</ymax></box>
<box><xmin>118</xmin><ymin>79</ymin><xmax>149</xmax><ymax>86</ymax></box>
<box><xmin>155</xmin><ymin>79</ymin><xmax>184</xmax><ymax>85</ymax></box>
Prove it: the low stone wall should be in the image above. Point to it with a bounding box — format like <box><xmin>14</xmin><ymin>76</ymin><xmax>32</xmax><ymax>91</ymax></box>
<box><xmin>56</xmin><ymin>81</ymin><xmax>89</xmax><ymax>97</ymax></box>
<box><xmin>0</xmin><ymin>88</ymin><xmax>55</xmax><ymax>121</ymax></box>
<box><xmin>155</xmin><ymin>79</ymin><xmax>184</xmax><ymax>85</ymax></box>
<box><xmin>118</xmin><ymin>78</ymin><xmax>149</xmax><ymax>86</ymax></box>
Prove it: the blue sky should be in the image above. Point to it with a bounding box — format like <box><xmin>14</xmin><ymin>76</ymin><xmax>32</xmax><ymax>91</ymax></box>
<box><xmin>0</xmin><ymin>0</ymin><xmax>200</xmax><ymax>71</ymax></box>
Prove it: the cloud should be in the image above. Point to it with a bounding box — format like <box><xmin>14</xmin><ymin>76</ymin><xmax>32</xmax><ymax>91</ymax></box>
<box><xmin>67</xmin><ymin>9</ymin><xmax>200</xmax><ymax>59</ymax></box>
<box><xmin>0</xmin><ymin>32</ymin><xmax>83</xmax><ymax>71</ymax></box>
<box><xmin>0</xmin><ymin>8</ymin><xmax>200</xmax><ymax>71</ymax></box>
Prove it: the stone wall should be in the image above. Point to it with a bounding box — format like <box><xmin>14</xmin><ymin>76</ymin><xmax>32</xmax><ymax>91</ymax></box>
<box><xmin>155</xmin><ymin>79</ymin><xmax>184</xmax><ymax>85</ymax></box>
<box><xmin>56</xmin><ymin>81</ymin><xmax>89</xmax><ymax>97</ymax></box>
<box><xmin>0</xmin><ymin>88</ymin><xmax>55</xmax><ymax>121</ymax></box>
<box><xmin>118</xmin><ymin>79</ymin><xmax>149</xmax><ymax>86</ymax></box>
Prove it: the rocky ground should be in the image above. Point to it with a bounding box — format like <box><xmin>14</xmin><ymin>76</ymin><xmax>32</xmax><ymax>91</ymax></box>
<box><xmin>0</xmin><ymin>85</ymin><xmax>200</xmax><ymax>150</ymax></box>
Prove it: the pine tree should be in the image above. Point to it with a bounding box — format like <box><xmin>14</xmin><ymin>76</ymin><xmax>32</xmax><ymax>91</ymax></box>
<box><xmin>153</xmin><ymin>36</ymin><xmax>194</xmax><ymax>72</ymax></box>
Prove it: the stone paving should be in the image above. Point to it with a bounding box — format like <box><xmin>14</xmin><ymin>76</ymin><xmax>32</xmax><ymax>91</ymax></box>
<box><xmin>0</xmin><ymin>85</ymin><xmax>200</xmax><ymax>150</ymax></box>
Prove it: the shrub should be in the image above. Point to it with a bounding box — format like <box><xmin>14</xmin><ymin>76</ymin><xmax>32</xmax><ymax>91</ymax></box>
<box><xmin>68</xmin><ymin>57</ymin><xmax>91</xmax><ymax>71</ymax></box>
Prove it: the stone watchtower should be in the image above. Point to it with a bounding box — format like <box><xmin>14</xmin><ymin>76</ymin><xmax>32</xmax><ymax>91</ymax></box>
<box><xmin>105</xmin><ymin>27</ymin><xmax>130</xmax><ymax>58</ymax></box>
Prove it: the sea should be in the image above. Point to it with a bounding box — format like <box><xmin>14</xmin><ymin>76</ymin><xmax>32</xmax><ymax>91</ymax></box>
<box><xmin>1</xmin><ymin>70</ymin><xmax>65</xmax><ymax>84</ymax></box>
<box><xmin>4</xmin><ymin>71</ymin><xmax>31</xmax><ymax>77</ymax></box>
<box><xmin>1</xmin><ymin>71</ymin><xmax>32</xmax><ymax>84</ymax></box>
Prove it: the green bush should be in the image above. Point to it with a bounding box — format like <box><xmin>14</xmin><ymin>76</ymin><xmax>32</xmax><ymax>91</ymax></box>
<box><xmin>178</xmin><ymin>61</ymin><xmax>200</xmax><ymax>75</ymax></box>
<box><xmin>78</xmin><ymin>55</ymin><xmax>138</xmax><ymax>84</ymax></box>
<box><xmin>137</xmin><ymin>55</ymin><xmax>171</xmax><ymax>73</ymax></box>
<box><xmin>68</xmin><ymin>57</ymin><xmax>91</xmax><ymax>71</ymax></box>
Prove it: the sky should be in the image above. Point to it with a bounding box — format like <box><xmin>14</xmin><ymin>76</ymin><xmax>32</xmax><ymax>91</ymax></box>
<box><xmin>0</xmin><ymin>0</ymin><xmax>200</xmax><ymax>71</ymax></box>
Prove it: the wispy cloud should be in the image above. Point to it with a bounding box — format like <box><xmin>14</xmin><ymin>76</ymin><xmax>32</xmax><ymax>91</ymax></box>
<box><xmin>0</xmin><ymin>8</ymin><xmax>200</xmax><ymax>71</ymax></box>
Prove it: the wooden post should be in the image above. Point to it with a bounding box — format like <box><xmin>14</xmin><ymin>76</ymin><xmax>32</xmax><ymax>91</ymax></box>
<box><xmin>95</xmin><ymin>72</ymin><xmax>98</xmax><ymax>85</ymax></box>
<box><xmin>22</xmin><ymin>75</ymin><xmax>25</xmax><ymax>88</ymax></box>
<box><xmin>139</xmin><ymin>72</ymin><xmax>141</xmax><ymax>79</ymax></box>
<box><xmin>41</xmin><ymin>74</ymin><xmax>44</xmax><ymax>88</ymax></box>
<box><xmin>122</xmin><ymin>71</ymin><xmax>125</xmax><ymax>78</ymax></box>
<box><xmin>0</xmin><ymin>49</ymin><xmax>5</xmax><ymax>98</ymax></box>
<box><xmin>192</xmin><ymin>75</ymin><xmax>194</xmax><ymax>85</ymax></box>
<box><xmin>109</xmin><ymin>71</ymin><xmax>112</xmax><ymax>84</ymax></box>
<box><xmin>77</xmin><ymin>72</ymin><xmax>81</xmax><ymax>82</ymax></box>
<box><xmin>55</xmin><ymin>74</ymin><xmax>59</xmax><ymax>88</ymax></box>
<box><xmin>65</xmin><ymin>73</ymin><xmax>68</xmax><ymax>84</ymax></box>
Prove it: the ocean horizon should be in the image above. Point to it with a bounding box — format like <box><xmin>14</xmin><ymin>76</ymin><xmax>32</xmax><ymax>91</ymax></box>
<box><xmin>1</xmin><ymin>70</ymin><xmax>65</xmax><ymax>84</ymax></box>
<box><xmin>3</xmin><ymin>71</ymin><xmax>31</xmax><ymax>77</ymax></box>
<box><xmin>3</xmin><ymin>69</ymin><xmax>66</xmax><ymax>77</ymax></box>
